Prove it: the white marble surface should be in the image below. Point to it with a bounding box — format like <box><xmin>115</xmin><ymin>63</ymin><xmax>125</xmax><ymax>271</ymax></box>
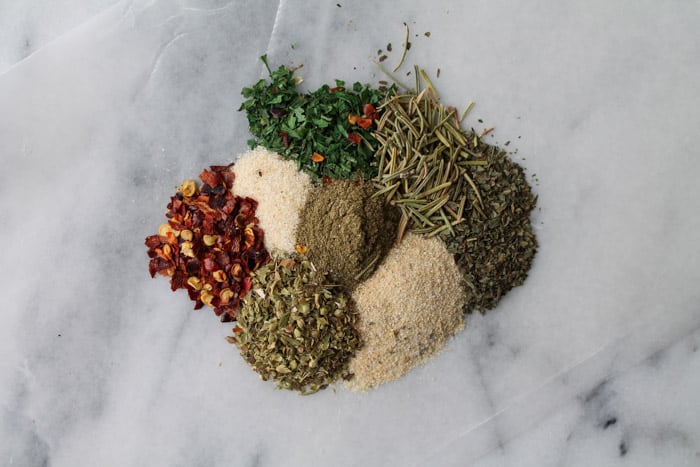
<box><xmin>1</xmin><ymin>1</ymin><xmax>699</xmax><ymax>466</ymax></box>
<box><xmin>0</xmin><ymin>0</ymin><xmax>119</xmax><ymax>73</ymax></box>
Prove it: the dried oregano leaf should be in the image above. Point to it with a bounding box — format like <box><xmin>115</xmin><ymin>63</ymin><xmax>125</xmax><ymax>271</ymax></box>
<box><xmin>228</xmin><ymin>252</ymin><xmax>360</xmax><ymax>394</ymax></box>
<box><xmin>444</xmin><ymin>144</ymin><xmax>538</xmax><ymax>312</ymax></box>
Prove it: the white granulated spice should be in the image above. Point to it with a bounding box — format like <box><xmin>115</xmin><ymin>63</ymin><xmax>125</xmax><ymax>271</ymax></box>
<box><xmin>232</xmin><ymin>147</ymin><xmax>312</xmax><ymax>253</ymax></box>
<box><xmin>347</xmin><ymin>232</ymin><xmax>467</xmax><ymax>391</ymax></box>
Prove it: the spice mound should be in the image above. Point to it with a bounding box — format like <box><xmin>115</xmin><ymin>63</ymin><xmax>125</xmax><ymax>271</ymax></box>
<box><xmin>228</xmin><ymin>253</ymin><xmax>360</xmax><ymax>394</ymax></box>
<box><xmin>239</xmin><ymin>55</ymin><xmax>388</xmax><ymax>181</ymax></box>
<box><xmin>144</xmin><ymin>59</ymin><xmax>540</xmax><ymax>395</ymax></box>
<box><xmin>145</xmin><ymin>165</ymin><xmax>269</xmax><ymax>322</ymax></box>
<box><xmin>372</xmin><ymin>87</ymin><xmax>538</xmax><ymax>312</ymax></box>
<box><xmin>295</xmin><ymin>179</ymin><xmax>399</xmax><ymax>291</ymax></box>
<box><xmin>231</xmin><ymin>146</ymin><xmax>312</xmax><ymax>253</ymax></box>
<box><xmin>347</xmin><ymin>232</ymin><xmax>466</xmax><ymax>391</ymax></box>
<box><xmin>446</xmin><ymin>148</ymin><xmax>538</xmax><ymax>311</ymax></box>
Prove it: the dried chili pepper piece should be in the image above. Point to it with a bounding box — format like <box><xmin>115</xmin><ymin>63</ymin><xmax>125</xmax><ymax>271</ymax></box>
<box><xmin>145</xmin><ymin>164</ymin><xmax>270</xmax><ymax>321</ymax></box>
<box><xmin>356</xmin><ymin>117</ymin><xmax>373</xmax><ymax>130</ymax></box>
<box><xmin>145</xmin><ymin>235</ymin><xmax>163</xmax><ymax>249</ymax></box>
<box><xmin>278</xmin><ymin>131</ymin><xmax>290</xmax><ymax>148</ymax></box>
<box><xmin>362</xmin><ymin>103</ymin><xmax>379</xmax><ymax>120</ymax></box>
<box><xmin>198</xmin><ymin>169</ymin><xmax>222</xmax><ymax>188</ymax></box>
<box><xmin>347</xmin><ymin>132</ymin><xmax>361</xmax><ymax>145</ymax></box>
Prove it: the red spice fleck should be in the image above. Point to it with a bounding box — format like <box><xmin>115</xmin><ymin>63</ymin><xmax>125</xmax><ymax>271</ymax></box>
<box><xmin>198</xmin><ymin>169</ymin><xmax>221</xmax><ymax>188</ymax></box>
<box><xmin>362</xmin><ymin>103</ymin><xmax>379</xmax><ymax>120</ymax></box>
<box><xmin>145</xmin><ymin>165</ymin><xmax>269</xmax><ymax>322</ymax></box>
<box><xmin>356</xmin><ymin>117</ymin><xmax>373</xmax><ymax>130</ymax></box>
<box><xmin>347</xmin><ymin>132</ymin><xmax>361</xmax><ymax>145</ymax></box>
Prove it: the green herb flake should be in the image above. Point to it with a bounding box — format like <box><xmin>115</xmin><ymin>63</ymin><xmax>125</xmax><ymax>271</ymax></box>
<box><xmin>239</xmin><ymin>56</ymin><xmax>396</xmax><ymax>182</ymax></box>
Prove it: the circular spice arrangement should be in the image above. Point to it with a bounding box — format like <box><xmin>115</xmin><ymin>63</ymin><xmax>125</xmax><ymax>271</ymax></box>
<box><xmin>145</xmin><ymin>54</ymin><xmax>538</xmax><ymax>394</ymax></box>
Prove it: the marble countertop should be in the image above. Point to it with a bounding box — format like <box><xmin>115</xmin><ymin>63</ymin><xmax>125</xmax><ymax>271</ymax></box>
<box><xmin>2</xmin><ymin>1</ymin><xmax>699</xmax><ymax>466</ymax></box>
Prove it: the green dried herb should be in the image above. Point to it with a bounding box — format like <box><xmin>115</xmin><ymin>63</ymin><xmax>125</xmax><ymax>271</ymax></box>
<box><xmin>372</xmin><ymin>84</ymin><xmax>486</xmax><ymax>241</ymax></box>
<box><xmin>444</xmin><ymin>145</ymin><xmax>538</xmax><ymax>312</ymax></box>
<box><xmin>228</xmin><ymin>252</ymin><xmax>360</xmax><ymax>394</ymax></box>
<box><xmin>372</xmin><ymin>68</ymin><xmax>537</xmax><ymax>312</ymax></box>
<box><xmin>295</xmin><ymin>180</ymin><xmax>399</xmax><ymax>291</ymax></box>
<box><xmin>239</xmin><ymin>55</ymin><xmax>395</xmax><ymax>182</ymax></box>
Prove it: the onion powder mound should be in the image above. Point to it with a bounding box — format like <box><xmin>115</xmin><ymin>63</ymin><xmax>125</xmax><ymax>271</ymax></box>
<box><xmin>232</xmin><ymin>147</ymin><xmax>312</xmax><ymax>253</ymax></box>
<box><xmin>347</xmin><ymin>232</ymin><xmax>467</xmax><ymax>391</ymax></box>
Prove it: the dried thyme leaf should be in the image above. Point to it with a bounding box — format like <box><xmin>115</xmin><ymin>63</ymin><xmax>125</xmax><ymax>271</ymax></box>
<box><xmin>229</xmin><ymin>252</ymin><xmax>360</xmax><ymax>394</ymax></box>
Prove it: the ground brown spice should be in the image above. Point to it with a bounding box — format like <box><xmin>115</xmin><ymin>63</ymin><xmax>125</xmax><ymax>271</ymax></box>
<box><xmin>295</xmin><ymin>180</ymin><xmax>398</xmax><ymax>290</ymax></box>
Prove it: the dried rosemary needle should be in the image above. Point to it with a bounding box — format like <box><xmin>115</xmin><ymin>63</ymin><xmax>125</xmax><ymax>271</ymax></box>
<box><xmin>372</xmin><ymin>69</ymin><xmax>538</xmax><ymax>312</ymax></box>
<box><xmin>372</xmin><ymin>85</ymin><xmax>487</xmax><ymax>241</ymax></box>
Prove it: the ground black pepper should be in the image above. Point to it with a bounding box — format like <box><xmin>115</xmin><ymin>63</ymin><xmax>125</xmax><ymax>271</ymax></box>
<box><xmin>295</xmin><ymin>180</ymin><xmax>399</xmax><ymax>290</ymax></box>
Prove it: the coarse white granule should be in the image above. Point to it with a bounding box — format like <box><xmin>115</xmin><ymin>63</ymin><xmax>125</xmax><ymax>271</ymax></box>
<box><xmin>346</xmin><ymin>232</ymin><xmax>467</xmax><ymax>391</ymax></box>
<box><xmin>232</xmin><ymin>147</ymin><xmax>312</xmax><ymax>253</ymax></box>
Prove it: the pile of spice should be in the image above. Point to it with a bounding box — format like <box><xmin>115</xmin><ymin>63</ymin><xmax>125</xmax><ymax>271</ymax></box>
<box><xmin>295</xmin><ymin>179</ymin><xmax>399</xmax><ymax>291</ymax></box>
<box><xmin>347</xmin><ymin>232</ymin><xmax>466</xmax><ymax>391</ymax></box>
<box><xmin>372</xmin><ymin>72</ymin><xmax>537</xmax><ymax>312</ymax></box>
<box><xmin>373</xmin><ymin>85</ymin><xmax>485</xmax><ymax>240</ymax></box>
<box><xmin>239</xmin><ymin>55</ymin><xmax>392</xmax><ymax>181</ymax></box>
<box><xmin>145</xmin><ymin>165</ymin><xmax>269</xmax><ymax>322</ymax></box>
<box><xmin>227</xmin><ymin>252</ymin><xmax>359</xmax><ymax>394</ymax></box>
<box><xmin>444</xmin><ymin>145</ymin><xmax>538</xmax><ymax>311</ymax></box>
<box><xmin>145</xmin><ymin>56</ymin><xmax>539</xmax><ymax>395</ymax></box>
<box><xmin>231</xmin><ymin>146</ymin><xmax>312</xmax><ymax>253</ymax></box>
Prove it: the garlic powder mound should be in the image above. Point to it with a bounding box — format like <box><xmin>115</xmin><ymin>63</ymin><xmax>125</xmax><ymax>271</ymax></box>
<box><xmin>347</xmin><ymin>232</ymin><xmax>467</xmax><ymax>391</ymax></box>
<box><xmin>232</xmin><ymin>147</ymin><xmax>312</xmax><ymax>253</ymax></box>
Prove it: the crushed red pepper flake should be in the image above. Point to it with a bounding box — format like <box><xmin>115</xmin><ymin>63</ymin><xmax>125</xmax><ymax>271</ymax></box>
<box><xmin>348</xmin><ymin>104</ymin><xmax>378</xmax><ymax>131</ymax></box>
<box><xmin>347</xmin><ymin>132</ymin><xmax>362</xmax><ymax>145</ymax></box>
<box><xmin>356</xmin><ymin>117</ymin><xmax>373</xmax><ymax>130</ymax></box>
<box><xmin>363</xmin><ymin>103</ymin><xmax>379</xmax><ymax>120</ymax></box>
<box><xmin>278</xmin><ymin>131</ymin><xmax>290</xmax><ymax>148</ymax></box>
<box><xmin>145</xmin><ymin>164</ymin><xmax>270</xmax><ymax>322</ymax></box>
